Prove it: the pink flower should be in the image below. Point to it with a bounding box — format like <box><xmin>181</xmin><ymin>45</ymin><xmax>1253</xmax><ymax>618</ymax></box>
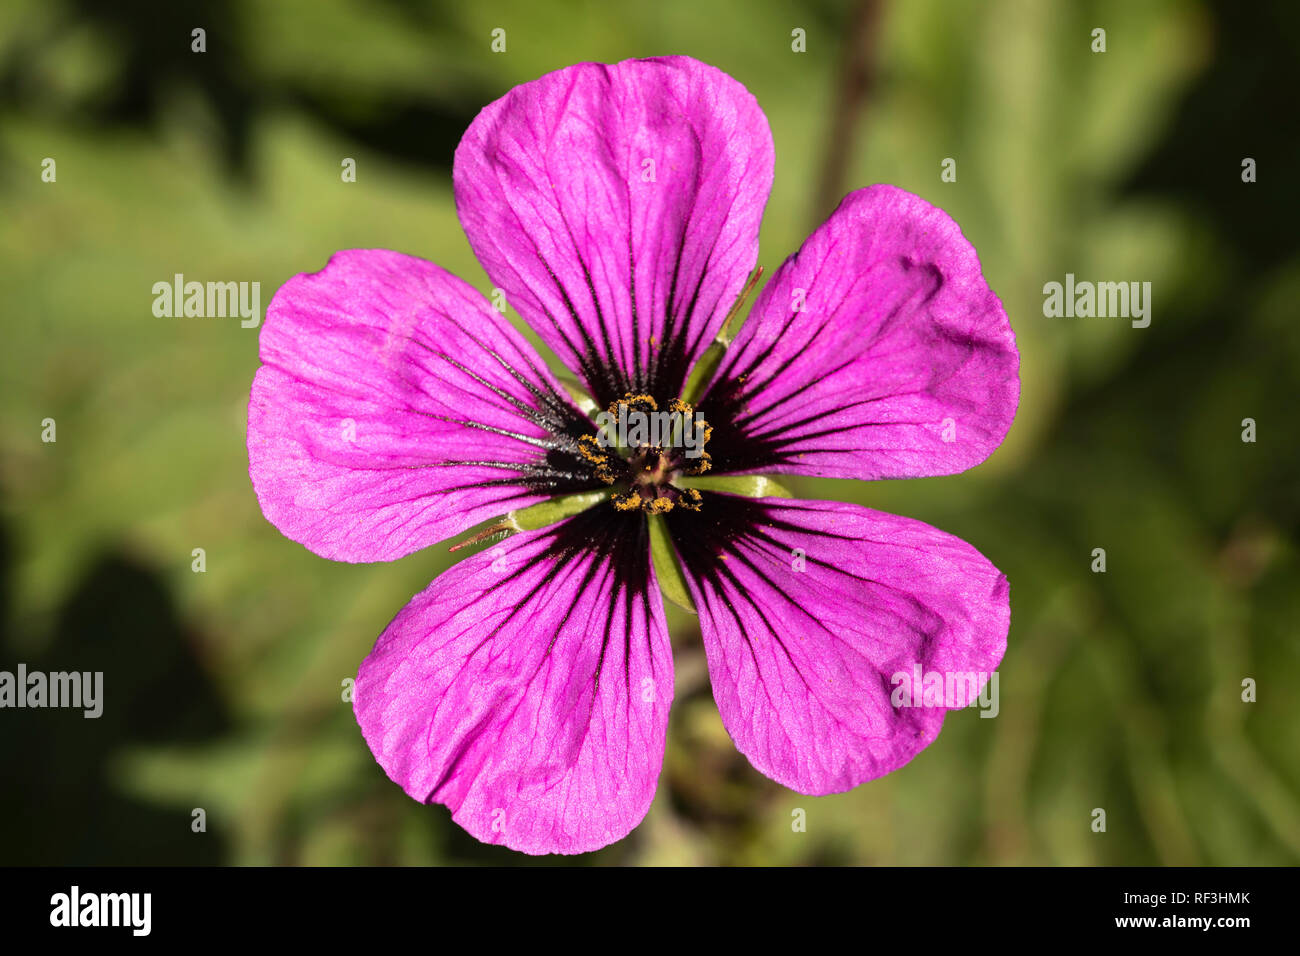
<box><xmin>247</xmin><ymin>57</ymin><xmax>1019</xmax><ymax>855</ymax></box>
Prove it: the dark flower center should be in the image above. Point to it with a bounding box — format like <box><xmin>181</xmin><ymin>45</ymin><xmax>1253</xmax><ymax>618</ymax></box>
<box><xmin>579</xmin><ymin>394</ymin><xmax>711</xmax><ymax>514</ymax></box>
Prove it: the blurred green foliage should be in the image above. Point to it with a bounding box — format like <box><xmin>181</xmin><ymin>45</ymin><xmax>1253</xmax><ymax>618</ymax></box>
<box><xmin>1</xmin><ymin>0</ymin><xmax>1296</xmax><ymax>864</ymax></box>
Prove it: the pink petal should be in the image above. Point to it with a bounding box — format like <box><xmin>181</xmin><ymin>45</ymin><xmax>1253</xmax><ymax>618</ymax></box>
<box><xmin>454</xmin><ymin>56</ymin><xmax>774</xmax><ymax>406</ymax></box>
<box><xmin>248</xmin><ymin>249</ymin><xmax>600</xmax><ymax>563</ymax></box>
<box><xmin>666</xmin><ymin>493</ymin><xmax>1008</xmax><ymax>794</ymax></box>
<box><xmin>699</xmin><ymin>185</ymin><xmax>1019</xmax><ymax>479</ymax></box>
<box><xmin>354</xmin><ymin>506</ymin><xmax>672</xmax><ymax>855</ymax></box>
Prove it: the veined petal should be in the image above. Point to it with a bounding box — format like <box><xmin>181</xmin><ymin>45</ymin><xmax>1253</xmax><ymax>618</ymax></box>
<box><xmin>248</xmin><ymin>249</ymin><xmax>602</xmax><ymax>563</ymax></box>
<box><xmin>699</xmin><ymin>185</ymin><xmax>1019</xmax><ymax>479</ymax></box>
<box><xmin>454</xmin><ymin>56</ymin><xmax>774</xmax><ymax>407</ymax></box>
<box><xmin>666</xmin><ymin>493</ymin><xmax>1008</xmax><ymax>794</ymax></box>
<box><xmin>354</xmin><ymin>505</ymin><xmax>672</xmax><ymax>855</ymax></box>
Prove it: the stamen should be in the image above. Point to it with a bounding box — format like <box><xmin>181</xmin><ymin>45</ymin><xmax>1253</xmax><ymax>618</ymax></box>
<box><xmin>671</xmin><ymin>486</ymin><xmax>703</xmax><ymax>511</ymax></box>
<box><xmin>577</xmin><ymin>434</ymin><xmax>619</xmax><ymax>484</ymax></box>
<box><xmin>588</xmin><ymin>392</ymin><xmax>712</xmax><ymax>514</ymax></box>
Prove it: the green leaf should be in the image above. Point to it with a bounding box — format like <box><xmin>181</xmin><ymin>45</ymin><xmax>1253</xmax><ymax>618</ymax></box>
<box><xmin>678</xmin><ymin>474</ymin><xmax>795</xmax><ymax>498</ymax></box>
<box><xmin>649</xmin><ymin>514</ymin><xmax>696</xmax><ymax>614</ymax></box>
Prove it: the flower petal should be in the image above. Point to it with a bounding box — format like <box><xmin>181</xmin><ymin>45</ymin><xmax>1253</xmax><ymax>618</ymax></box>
<box><xmin>454</xmin><ymin>56</ymin><xmax>774</xmax><ymax>407</ymax></box>
<box><xmin>699</xmin><ymin>185</ymin><xmax>1019</xmax><ymax>479</ymax></box>
<box><xmin>248</xmin><ymin>249</ymin><xmax>602</xmax><ymax>562</ymax></box>
<box><xmin>666</xmin><ymin>493</ymin><xmax>1008</xmax><ymax>794</ymax></box>
<box><xmin>354</xmin><ymin>505</ymin><xmax>672</xmax><ymax>855</ymax></box>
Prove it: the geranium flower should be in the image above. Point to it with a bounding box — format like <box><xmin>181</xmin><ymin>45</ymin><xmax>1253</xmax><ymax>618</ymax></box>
<box><xmin>247</xmin><ymin>56</ymin><xmax>1018</xmax><ymax>855</ymax></box>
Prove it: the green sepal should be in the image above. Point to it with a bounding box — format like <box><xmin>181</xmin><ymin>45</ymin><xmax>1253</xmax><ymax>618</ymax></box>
<box><xmin>648</xmin><ymin>514</ymin><xmax>696</xmax><ymax>614</ymax></box>
<box><xmin>677</xmin><ymin>474</ymin><xmax>795</xmax><ymax>499</ymax></box>
<box><xmin>679</xmin><ymin>265</ymin><xmax>763</xmax><ymax>405</ymax></box>
<box><xmin>554</xmin><ymin>372</ymin><xmax>598</xmax><ymax>416</ymax></box>
<box><xmin>680</xmin><ymin>338</ymin><xmax>727</xmax><ymax>406</ymax></box>
<box><xmin>507</xmin><ymin>489</ymin><xmax>608</xmax><ymax>531</ymax></box>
